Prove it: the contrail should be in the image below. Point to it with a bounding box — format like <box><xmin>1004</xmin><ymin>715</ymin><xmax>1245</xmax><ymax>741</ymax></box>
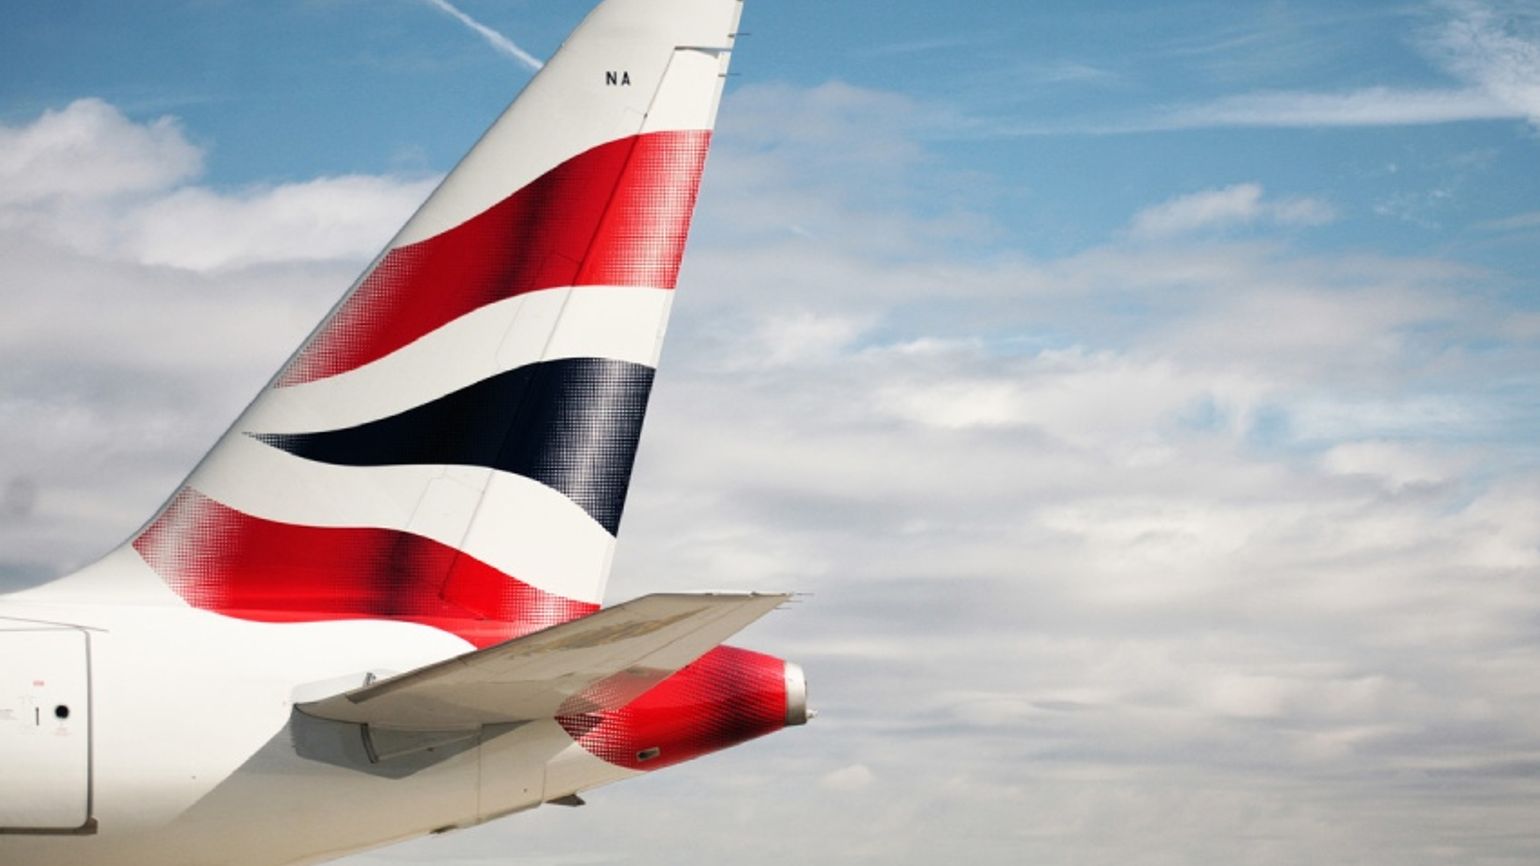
<box><xmin>421</xmin><ymin>0</ymin><xmax>545</xmax><ymax>72</ymax></box>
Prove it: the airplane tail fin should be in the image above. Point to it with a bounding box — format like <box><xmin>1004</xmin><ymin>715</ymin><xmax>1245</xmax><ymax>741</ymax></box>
<box><xmin>115</xmin><ymin>0</ymin><xmax>744</xmax><ymax>645</ymax></box>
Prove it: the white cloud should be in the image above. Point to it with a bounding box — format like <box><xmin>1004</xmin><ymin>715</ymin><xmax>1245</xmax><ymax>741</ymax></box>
<box><xmin>126</xmin><ymin>175</ymin><xmax>437</xmax><ymax>271</ymax></box>
<box><xmin>1433</xmin><ymin>0</ymin><xmax>1540</xmax><ymax>127</ymax></box>
<box><xmin>1133</xmin><ymin>2</ymin><xmax>1540</xmax><ymax>131</ymax></box>
<box><xmin>820</xmin><ymin>764</ymin><xmax>876</xmax><ymax>791</ymax></box>
<box><xmin>0</xmin><ymin>99</ymin><xmax>435</xmax><ymax>272</ymax></box>
<box><xmin>1159</xmin><ymin>86</ymin><xmax>1520</xmax><ymax>129</ymax></box>
<box><xmin>721</xmin><ymin>311</ymin><xmax>870</xmax><ymax>370</ymax></box>
<box><xmin>1129</xmin><ymin>183</ymin><xmax>1335</xmax><ymax>237</ymax></box>
<box><xmin>1321</xmin><ymin>441</ymin><xmax>1466</xmax><ymax>489</ymax></box>
<box><xmin>1132</xmin><ymin>184</ymin><xmax>1267</xmax><ymax>236</ymax></box>
<box><xmin>0</xmin><ymin>98</ymin><xmax>201</xmax><ymax>205</ymax></box>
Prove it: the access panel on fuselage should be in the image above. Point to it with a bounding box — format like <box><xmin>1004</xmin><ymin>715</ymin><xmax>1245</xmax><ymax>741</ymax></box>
<box><xmin>0</xmin><ymin>626</ymin><xmax>92</xmax><ymax>831</ymax></box>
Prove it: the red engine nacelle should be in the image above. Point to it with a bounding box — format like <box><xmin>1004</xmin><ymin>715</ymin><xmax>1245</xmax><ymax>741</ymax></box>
<box><xmin>557</xmin><ymin>645</ymin><xmax>809</xmax><ymax>771</ymax></box>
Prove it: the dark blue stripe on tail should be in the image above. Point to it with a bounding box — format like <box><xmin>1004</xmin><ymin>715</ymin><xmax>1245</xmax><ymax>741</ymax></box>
<box><xmin>254</xmin><ymin>358</ymin><xmax>655</xmax><ymax>535</ymax></box>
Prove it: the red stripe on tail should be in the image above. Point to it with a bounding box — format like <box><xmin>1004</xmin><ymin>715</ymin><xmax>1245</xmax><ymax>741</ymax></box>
<box><xmin>133</xmin><ymin>489</ymin><xmax>596</xmax><ymax>648</ymax></box>
<box><xmin>280</xmin><ymin>130</ymin><xmax>711</xmax><ymax>385</ymax></box>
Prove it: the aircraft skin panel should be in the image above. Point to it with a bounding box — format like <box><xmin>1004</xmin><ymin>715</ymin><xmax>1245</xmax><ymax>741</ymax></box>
<box><xmin>278</xmin><ymin>130</ymin><xmax>708</xmax><ymax>386</ymax></box>
<box><xmin>391</xmin><ymin>0</ymin><xmax>739</xmax><ymax>247</ymax></box>
<box><xmin>0</xmin><ymin>599</ymin><xmax>581</xmax><ymax>865</ymax></box>
<box><xmin>2</xmin><ymin>546</ymin><xmax>186</xmax><ymax>609</ymax></box>
<box><xmin>640</xmin><ymin>48</ymin><xmax>735</xmax><ymax>135</ymax></box>
<box><xmin>297</xmin><ymin>593</ymin><xmax>789</xmax><ymax>727</ymax></box>
<box><xmin>132</xmin><ymin>488</ymin><xmax>600</xmax><ymax>648</ymax></box>
<box><xmin>182</xmin><ymin>446</ymin><xmax>618</xmax><ymax>608</ymax></box>
<box><xmin>0</xmin><ymin>624</ymin><xmax>91</xmax><ymax>831</ymax></box>
<box><xmin>253</xmin><ymin>357</ymin><xmax>656</xmax><ymax>535</ymax></box>
<box><xmin>240</xmin><ymin>286</ymin><xmax>674</xmax><ymax>434</ymax></box>
<box><xmin>0</xmin><ymin>596</ymin><xmax>782</xmax><ymax>866</ymax></box>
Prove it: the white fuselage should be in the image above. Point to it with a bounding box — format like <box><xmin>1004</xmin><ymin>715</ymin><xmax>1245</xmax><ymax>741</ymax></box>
<box><xmin>0</xmin><ymin>552</ymin><xmax>637</xmax><ymax>866</ymax></box>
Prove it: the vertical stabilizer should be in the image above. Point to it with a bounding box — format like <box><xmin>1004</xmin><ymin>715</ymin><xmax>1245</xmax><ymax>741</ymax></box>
<box><xmin>104</xmin><ymin>0</ymin><xmax>743</xmax><ymax>646</ymax></box>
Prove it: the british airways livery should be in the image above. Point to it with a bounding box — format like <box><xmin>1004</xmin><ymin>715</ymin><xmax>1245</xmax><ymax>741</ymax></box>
<box><xmin>0</xmin><ymin>1</ymin><xmax>811</xmax><ymax>863</ymax></box>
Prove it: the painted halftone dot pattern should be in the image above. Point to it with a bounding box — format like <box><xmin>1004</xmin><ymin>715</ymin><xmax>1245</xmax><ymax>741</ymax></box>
<box><xmin>558</xmin><ymin>645</ymin><xmax>790</xmax><ymax>771</ymax></box>
<box><xmin>140</xmin><ymin>128</ymin><xmax>712</xmax><ymax>625</ymax></box>
<box><xmin>256</xmin><ymin>358</ymin><xmax>657</xmax><ymax>536</ymax></box>
<box><xmin>133</xmin><ymin>488</ymin><xmax>598</xmax><ymax>649</ymax></box>
<box><xmin>280</xmin><ymin>130</ymin><xmax>711</xmax><ymax>385</ymax></box>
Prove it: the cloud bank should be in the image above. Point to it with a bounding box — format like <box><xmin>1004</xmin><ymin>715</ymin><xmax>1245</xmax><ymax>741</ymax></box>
<box><xmin>1113</xmin><ymin>1</ymin><xmax>1540</xmax><ymax>132</ymax></box>
<box><xmin>0</xmin><ymin>99</ymin><xmax>437</xmax><ymax>272</ymax></box>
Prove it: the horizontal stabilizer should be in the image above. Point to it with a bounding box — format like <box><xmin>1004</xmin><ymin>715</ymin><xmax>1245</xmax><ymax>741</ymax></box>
<box><xmin>297</xmin><ymin>592</ymin><xmax>789</xmax><ymax>730</ymax></box>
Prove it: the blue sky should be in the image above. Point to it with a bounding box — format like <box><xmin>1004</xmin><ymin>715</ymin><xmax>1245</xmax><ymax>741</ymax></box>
<box><xmin>6</xmin><ymin>0</ymin><xmax>1537</xmax><ymax>268</ymax></box>
<box><xmin>3</xmin><ymin>1</ymin><xmax>1540</xmax><ymax>864</ymax></box>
